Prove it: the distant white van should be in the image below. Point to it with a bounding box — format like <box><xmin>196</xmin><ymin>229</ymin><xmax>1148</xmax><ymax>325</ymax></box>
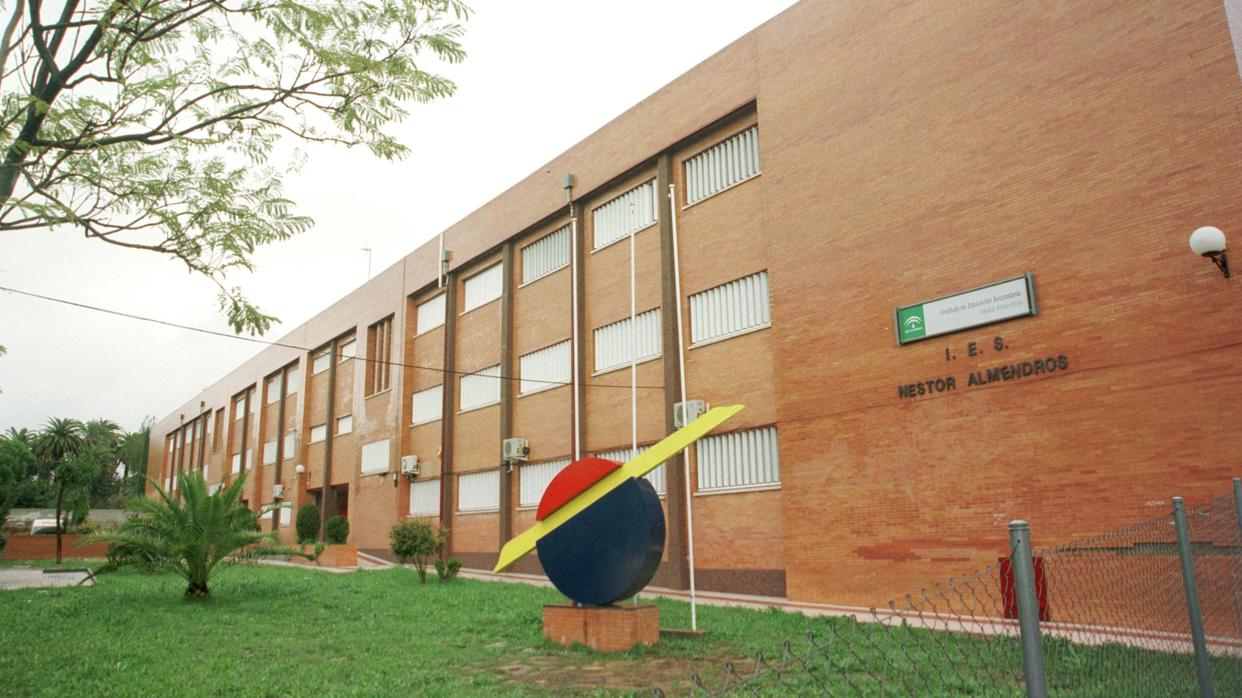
<box><xmin>29</xmin><ymin>518</ymin><xmax>63</xmax><ymax>535</ymax></box>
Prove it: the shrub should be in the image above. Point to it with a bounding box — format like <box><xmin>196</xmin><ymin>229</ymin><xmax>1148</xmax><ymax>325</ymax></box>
<box><xmin>86</xmin><ymin>472</ymin><xmax>308</xmax><ymax>598</ymax></box>
<box><xmin>434</xmin><ymin>557</ymin><xmax>461</xmax><ymax>582</ymax></box>
<box><xmin>296</xmin><ymin>503</ymin><xmax>320</xmax><ymax>544</ymax></box>
<box><xmin>324</xmin><ymin>515</ymin><xmax>350</xmax><ymax>544</ymax></box>
<box><xmin>389</xmin><ymin>519</ymin><xmax>448</xmax><ymax>583</ymax></box>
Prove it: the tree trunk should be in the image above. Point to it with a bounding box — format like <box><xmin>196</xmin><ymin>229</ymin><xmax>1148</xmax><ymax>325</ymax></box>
<box><xmin>54</xmin><ymin>483</ymin><xmax>64</xmax><ymax>564</ymax></box>
<box><xmin>184</xmin><ymin>581</ymin><xmax>211</xmax><ymax>598</ymax></box>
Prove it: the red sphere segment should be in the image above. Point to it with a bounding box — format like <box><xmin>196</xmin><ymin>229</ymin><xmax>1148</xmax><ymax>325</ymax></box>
<box><xmin>535</xmin><ymin>457</ymin><xmax>624</xmax><ymax>521</ymax></box>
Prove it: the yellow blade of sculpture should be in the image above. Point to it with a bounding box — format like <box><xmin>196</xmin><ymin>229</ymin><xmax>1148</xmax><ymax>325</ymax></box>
<box><xmin>493</xmin><ymin>404</ymin><xmax>744</xmax><ymax>573</ymax></box>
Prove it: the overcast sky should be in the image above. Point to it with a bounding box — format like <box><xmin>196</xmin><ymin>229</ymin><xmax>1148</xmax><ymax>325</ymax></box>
<box><xmin>0</xmin><ymin>0</ymin><xmax>799</xmax><ymax>434</ymax></box>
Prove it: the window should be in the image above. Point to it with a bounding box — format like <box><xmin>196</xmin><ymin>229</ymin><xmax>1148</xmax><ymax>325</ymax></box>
<box><xmin>361</xmin><ymin>438</ymin><xmax>390</xmax><ymax>475</ymax></box>
<box><xmin>212</xmin><ymin>409</ymin><xmax>224</xmax><ymax>452</ymax></box>
<box><xmin>684</xmin><ymin>125</ymin><xmax>761</xmax><ymax>205</ymax></box>
<box><xmin>259</xmin><ymin>504</ymin><xmax>274</xmax><ymax>521</ymax></box>
<box><xmin>458</xmin><ymin>470</ymin><xmax>499</xmax><ymax>512</ymax></box>
<box><xmin>366</xmin><ymin>318</ymin><xmax>392</xmax><ymax>396</ymax></box>
<box><xmin>309</xmin><ymin>424</ymin><xmax>327</xmax><ymax>444</ymax></box>
<box><xmin>592</xmin><ymin>180</ymin><xmax>657</xmax><ymax>250</ymax></box>
<box><xmin>278</xmin><ymin>504</ymin><xmax>292</xmax><ymax>528</ymax></box>
<box><xmin>283</xmin><ymin>430</ymin><xmax>296</xmax><ymax>459</ymax></box>
<box><xmin>411</xmin><ymin>385</ymin><xmax>443</xmax><ymax>425</ymax></box>
<box><xmin>340</xmin><ymin>338</ymin><xmax>357</xmax><ymax>361</ymax></box>
<box><xmin>265</xmin><ymin>374</ymin><xmax>283</xmax><ymax>404</ymax></box>
<box><xmin>460</xmin><ymin>364</ymin><xmax>501</xmax><ymax>411</ymax></box>
<box><xmin>519</xmin><ymin>340</ymin><xmax>571</xmax><ymax>395</ymax></box>
<box><xmin>597</xmin><ymin>446</ymin><xmax>665</xmax><ymax>495</ymax></box>
<box><xmin>312</xmin><ymin>351</ymin><xmax>330</xmax><ymax>375</ymax></box>
<box><xmin>463</xmin><ymin>263</ymin><xmax>503</xmax><ymax>312</ymax></box>
<box><xmin>519</xmin><ymin>458</ymin><xmax>571</xmax><ymax>508</ymax></box>
<box><xmin>593</xmin><ymin>309</ymin><xmax>661</xmax><ymax>373</ymax></box>
<box><xmin>410</xmin><ymin>479</ymin><xmax>441</xmax><ymax>517</ymax></box>
<box><xmin>285</xmin><ymin>368</ymin><xmax>301</xmax><ymax>396</ymax></box>
<box><xmin>262</xmin><ymin>439</ymin><xmax>277</xmax><ymax>466</ymax></box>
<box><xmin>336</xmin><ymin>414</ymin><xmax>353</xmax><ymax>435</ymax></box>
<box><xmin>416</xmin><ymin>294</ymin><xmax>446</xmax><ymax>334</ymax></box>
<box><xmin>231</xmin><ymin>452</ymin><xmax>242</xmax><ymax>474</ymax></box>
<box><xmin>690</xmin><ymin>271</ymin><xmax>771</xmax><ymax>345</ymax></box>
<box><xmin>209</xmin><ymin>483</ymin><xmax>222</xmax><ymax>495</ymax></box>
<box><xmin>697</xmin><ymin>426</ymin><xmax>780</xmax><ymax>492</ymax></box>
<box><xmin>522</xmin><ymin>225</ymin><xmax>570</xmax><ymax>284</ymax></box>
<box><xmin>185</xmin><ymin>427</ymin><xmax>193</xmax><ymax>444</ymax></box>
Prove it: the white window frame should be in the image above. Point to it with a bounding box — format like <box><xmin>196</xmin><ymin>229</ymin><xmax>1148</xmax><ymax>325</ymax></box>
<box><xmin>336</xmin><ymin>414</ymin><xmax>353</xmax><ymax>435</ymax></box>
<box><xmin>416</xmin><ymin>294</ymin><xmax>447</xmax><ymax>335</ymax></box>
<box><xmin>285</xmin><ymin>368</ymin><xmax>300</xmax><ymax>396</ymax></box>
<box><xmin>339</xmin><ymin>339</ymin><xmax>357</xmax><ymax>361</ymax></box>
<box><xmin>262</xmin><ymin>439</ymin><xmax>278</xmax><ymax>466</ymax></box>
<box><xmin>266</xmin><ymin>375</ymin><xmax>283</xmax><ymax>404</ymax></box>
<box><xmin>696</xmin><ymin>426</ymin><xmax>781</xmax><ymax>494</ymax></box>
<box><xmin>409</xmin><ymin>479</ymin><xmax>441</xmax><ymax>517</ymax></box>
<box><xmin>312</xmin><ymin>352</ymin><xmax>331</xmax><ymax>375</ymax></box>
<box><xmin>458</xmin><ymin>470</ymin><xmax>500</xmax><ymax>513</ymax></box>
<box><xmin>309</xmin><ymin>424</ymin><xmax>327</xmax><ymax>444</ymax></box>
<box><xmin>459</xmin><ymin>364</ymin><xmax>501</xmax><ymax>412</ymax></box>
<box><xmin>462</xmin><ymin>263</ymin><xmax>503</xmax><ymax>313</ymax></box>
<box><xmin>593</xmin><ymin>308</ymin><xmax>662</xmax><ymax>374</ymax></box>
<box><xmin>283</xmin><ymin>430</ymin><xmax>296</xmax><ymax>459</ymax></box>
<box><xmin>684</xmin><ymin>124</ymin><xmax>761</xmax><ymax>207</ymax></box>
<box><xmin>411</xmin><ymin>385</ymin><xmax>444</xmax><ymax>425</ymax></box>
<box><xmin>689</xmin><ymin>270</ymin><xmax>772</xmax><ymax>347</ymax></box>
<box><xmin>592</xmin><ymin>179</ymin><xmax>658</xmax><ymax>251</ymax></box>
<box><xmin>518</xmin><ymin>458</ymin><xmax>571</xmax><ymax>509</ymax></box>
<box><xmin>520</xmin><ymin>225</ymin><xmax>571</xmax><ymax>285</ymax></box>
<box><xmin>519</xmin><ymin>340</ymin><xmax>571</xmax><ymax>396</ymax></box>
<box><xmin>597</xmin><ymin>446</ymin><xmax>665</xmax><ymax>496</ymax></box>
<box><xmin>360</xmin><ymin>438</ymin><xmax>390</xmax><ymax>475</ymax></box>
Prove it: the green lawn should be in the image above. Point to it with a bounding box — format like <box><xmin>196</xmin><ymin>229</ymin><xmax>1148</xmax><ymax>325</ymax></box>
<box><xmin>0</xmin><ymin>563</ymin><xmax>1234</xmax><ymax>696</ymax></box>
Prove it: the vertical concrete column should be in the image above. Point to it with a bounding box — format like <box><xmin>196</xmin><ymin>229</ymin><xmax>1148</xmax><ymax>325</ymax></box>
<box><xmin>321</xmin><ymin>338</ymin><xmax>339</xmax><ymax>530</ymax></box>
<box><xmin>174</xmin><ymin>416</ymin><xmax>185</xmax><ymax>496</ymax></box>
<box><xmin>196</xmin><ymin>407</ymin><xmax>208</xmax><ymax>478</ymax></box>
<box><xmin>439</xmin><ymin>273</ymin><xmax>459</xmax><ymax>555</ymax></box>
<box><xmin>657</xmin><ymin>151</ymin><xmax>690</xmax><ymax>590</ymax></box>
<box><xmin>499</xmin><ymin>241</ymin><xmax>516</xmax><ymax>547</ymax></box>
<box><xmin>273</xmin><ymin>365</ymin><xmax>289</xmax><ymax>532</ymax></box>
<box><xmin>237</xmin><ymin>391</ymin><xmax>250</xmax><ymax>500</ymax></box>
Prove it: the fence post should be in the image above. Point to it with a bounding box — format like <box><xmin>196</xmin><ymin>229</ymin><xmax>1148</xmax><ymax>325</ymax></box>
<box><xmin>1173</xmin><ymin>496</ymin><xmax>1215</xmax><ymax>698</ymax></box>
<box><xmin>1008</xmin><ymin>520</ymin><xmax>1048</xmax><ymax>698</ymax></box>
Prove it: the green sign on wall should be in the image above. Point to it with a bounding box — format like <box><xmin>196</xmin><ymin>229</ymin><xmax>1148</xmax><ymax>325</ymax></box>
<box><xmin>895</xmin><ymin>274</ymin><xmax>1037</xmax><ymax>345</ymax></box>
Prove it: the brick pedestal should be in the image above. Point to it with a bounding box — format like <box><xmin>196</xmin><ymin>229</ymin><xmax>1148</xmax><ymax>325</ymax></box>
<box><xmin>543</xmin><ymin>603</ymin><xmax>659</xmax><ymax>652</ymax></box>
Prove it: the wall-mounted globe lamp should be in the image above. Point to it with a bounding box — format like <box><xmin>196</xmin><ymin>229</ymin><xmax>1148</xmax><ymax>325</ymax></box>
<box><xmin>1189</xmin><ymin>226</ymin><xmax>1229</xmax><ymax>278</ymax></box>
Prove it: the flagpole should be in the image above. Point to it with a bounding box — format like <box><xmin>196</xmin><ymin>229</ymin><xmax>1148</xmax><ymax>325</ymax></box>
<box><xmin>668</xmin><ymin>182</ymin><xmax>698</xmax><ymax>631</ymax></box>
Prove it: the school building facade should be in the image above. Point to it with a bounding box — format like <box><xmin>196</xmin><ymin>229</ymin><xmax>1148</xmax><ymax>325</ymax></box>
<box><xmin>148</xmin><ymin>0</ymin><xmax>1242</xmax><ymax>606</ymax></box>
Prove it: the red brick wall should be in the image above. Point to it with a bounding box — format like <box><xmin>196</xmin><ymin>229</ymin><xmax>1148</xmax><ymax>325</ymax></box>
<box><xmin>2</xmin><ymin>535</ymin><xmax>109</xmax><ymax>561</ymax></box>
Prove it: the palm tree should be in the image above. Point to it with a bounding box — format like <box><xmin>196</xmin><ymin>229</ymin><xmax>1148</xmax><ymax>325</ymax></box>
<box><xmin>4</xmin><ymin>427</ymin><xmax>32</xmax><ymax>445</ymax></box>
<box><xmin>33</xmin><ymin>418</ymin><xmax>85</xmax><ymax>563</ymax></box>
<box><xmin>87</xmin><ymin>471</ymin><xmax>305</xmax><ymax>598</ymax></box>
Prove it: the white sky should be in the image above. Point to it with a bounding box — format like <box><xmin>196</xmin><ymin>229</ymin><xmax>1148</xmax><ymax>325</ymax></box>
<box><xmin>0</xmin><ymin>0</ymin><xmax>798</xmax><ymax>433</ymax></box>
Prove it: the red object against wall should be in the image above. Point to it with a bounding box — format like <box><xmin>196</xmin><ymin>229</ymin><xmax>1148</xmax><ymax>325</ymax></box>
<box><xmin>535</xmin><ymin>457</ymin><xmax>623</xmax><ymax>521</ymax></box>
<box><xmin>999</xmin><ymin>556</ymin><xmax>1050</xmax><ymax>621</ymax></box>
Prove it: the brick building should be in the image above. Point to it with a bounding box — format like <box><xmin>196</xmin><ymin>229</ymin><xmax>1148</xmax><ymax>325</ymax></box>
<box><xmin>148</xmin><ymin>0</ymin><xmax>1242</xmax><ymax>606</ymax></box>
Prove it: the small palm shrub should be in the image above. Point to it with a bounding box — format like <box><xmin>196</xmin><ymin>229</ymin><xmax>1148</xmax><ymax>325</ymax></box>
<box><xmin>296</xmin><ymin>503</ymin><xmax>320</xmax><ymax>544</ymax></box>
<box><xmin>86</xmin><ymin>471</ymin><xmax>304</xmax><ymax>598</ymax></box>
<box><xmin>434</xmin><ymin>557</ymin><xmax>461</xmax><ymax>582</ymax></box>
<box><xmin>324</xmin><ymin>515</ymin><xmax>349</xmax><ymax>544</ymax></box>
<box><xmin>389</xmin><ymin>519</ymin><xmax>448</xmax><ymax>583</ymax></box>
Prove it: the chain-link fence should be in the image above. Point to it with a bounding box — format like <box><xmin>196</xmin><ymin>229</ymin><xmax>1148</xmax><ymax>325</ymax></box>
<box><xmin>662</xmin><ymin>481</ymin><xmax>1242</xmax><ymax>697</ymax></box>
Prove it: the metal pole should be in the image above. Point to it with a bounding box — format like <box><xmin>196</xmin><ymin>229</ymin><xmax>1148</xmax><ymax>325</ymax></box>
<box><xmin>669</xmin><ymin>182</ymin><xmax>699</xmax><ymax>631</ymax></box>
<box><xmin>1173</xmin><ymin>497</ymin><xmax>1216</xmax><ymax>698</ymax></box>
<box><xmin>1008</xmin><ymin>521</ymin><xmax>1048</xmax><ymax>698</ymax></box>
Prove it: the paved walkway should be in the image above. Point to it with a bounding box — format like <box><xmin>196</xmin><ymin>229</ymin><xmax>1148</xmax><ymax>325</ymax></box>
<box><xmin>0</xmin><ymin>567</ymin><xmax>95</xmax><ymax>590</ymax></box>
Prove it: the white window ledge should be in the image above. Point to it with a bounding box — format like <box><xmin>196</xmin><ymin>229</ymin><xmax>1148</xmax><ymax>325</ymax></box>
<box><xmin>456</xmin><ymin>508</ymin><xmax>500</xmax><ymax>516</ymax></box>
<box><xmin>457</xmin><ymin>400</ymin><xmax>500</xmax><ymax>415</ymax></box>
<box><xmin>518</xmin><ymin>262</ymin><xmax>570</xmax><ymax>289</ymax></box>
<box><xmin>688</xmin><ymin>323</ymin><xmax>771</xmax><ymax>351</ymax></box>
<box><xmin>459</xmin><ymin>296</ymin><xmax>500</xmax><ymax>317</ymax></box>
<box><xmin>589</xmin><ymin>221</ymin><xmax>658</xmax><ymax>255</ymax></box>
<box><xmin>592</xmin><ymin>354</ymin><xmax>661</xmax><ymax>378</ymax></box>
<box><xmin>694</xmin><ymin>482</ymin><xmax>781</xmax><ymax>497</ymax></box>
<box><xmin>682</xmin><ymin>170</ymin><xmax>761</xmax><ymax>211</ymax></box>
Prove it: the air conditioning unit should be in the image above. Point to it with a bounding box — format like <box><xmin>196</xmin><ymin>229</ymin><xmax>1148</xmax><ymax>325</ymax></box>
<box><xmin>400</xmin><ymin>455</ymin><xmax>420</xmax><ymax>478</ymax></box>
<box><xmin>502</xmin><ymin>438</ymin><xmax>529</xmax><ymax>463</ymax></box>
<box><xmin>272</xmin><ymin>483</ymin><xmax>284</xmax><ymax>499</ymax></box>
<box><xmin>674</xmin><ymin>400</ymin><xmax>709</xmax><ymax>428</ymax></box>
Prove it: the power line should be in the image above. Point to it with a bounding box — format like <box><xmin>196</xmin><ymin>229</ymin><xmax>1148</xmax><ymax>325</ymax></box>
<box><xmin>0</xmin><ymin>285</ymin><xmax>664</xmax><ymax>391</ymax></box>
